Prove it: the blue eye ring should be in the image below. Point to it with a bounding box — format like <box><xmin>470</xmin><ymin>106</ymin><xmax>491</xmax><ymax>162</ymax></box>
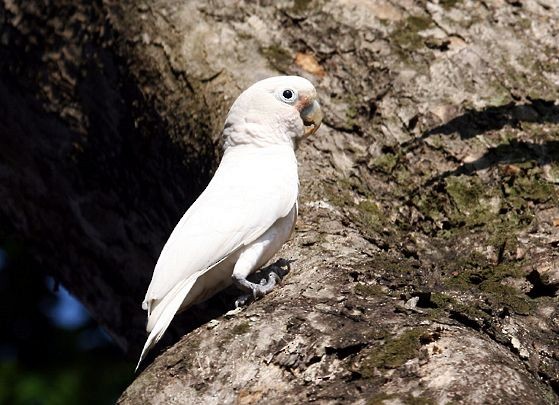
<box><xmin>277</xmin><ymin>88</ymin><xmax>298</xmax><ymax>104</ymax></box>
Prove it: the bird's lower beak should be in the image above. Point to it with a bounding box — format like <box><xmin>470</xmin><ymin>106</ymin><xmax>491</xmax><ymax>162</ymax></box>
<box><xmin>300</xmin><ymin>100</ymin><xmax>323</xmax><ymax>137</ymax></box>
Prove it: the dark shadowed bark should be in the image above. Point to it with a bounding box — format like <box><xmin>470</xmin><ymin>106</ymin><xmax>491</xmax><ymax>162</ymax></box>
<box><xmin>1</xmin><ymin>0</ymin><xmax>558</xmax><ymax>403</ymax></box>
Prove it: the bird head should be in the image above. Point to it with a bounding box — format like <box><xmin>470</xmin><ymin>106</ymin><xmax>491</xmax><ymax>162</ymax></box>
<box><xmin>223</xmin><ymin>76</ymin><xmax>322</xmax><ymax>149</ymax></box>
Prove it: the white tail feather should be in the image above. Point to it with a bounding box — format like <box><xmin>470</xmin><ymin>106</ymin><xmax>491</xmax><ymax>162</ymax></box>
<box><xmin>135</xmin><ymin>277</ymin><xmax>197</xmax><ymax>371</ymax></box>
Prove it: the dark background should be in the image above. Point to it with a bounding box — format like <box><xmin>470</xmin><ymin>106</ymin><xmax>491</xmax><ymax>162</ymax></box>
<box><xmin>0</xmin><ymin>238</ymin><xmax>134</xmax><ymax>405</ymax></box>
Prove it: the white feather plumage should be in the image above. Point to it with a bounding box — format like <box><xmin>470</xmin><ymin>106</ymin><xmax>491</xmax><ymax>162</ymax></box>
<box><xmin>136</xmin><ymin>76</ymin><xmax>321</xmax><ymax>370</ymax></box>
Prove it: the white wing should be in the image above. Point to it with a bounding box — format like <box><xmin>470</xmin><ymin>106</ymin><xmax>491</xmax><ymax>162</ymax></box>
<box><xmin>144</xmin><ymin>143</ymin><xmax>297</xmax><ymax>306</ymax></box>
<box><xmin>136</xmin><ymin>144</ymin><xmax>298</xmax><ymax>369</ymax></box>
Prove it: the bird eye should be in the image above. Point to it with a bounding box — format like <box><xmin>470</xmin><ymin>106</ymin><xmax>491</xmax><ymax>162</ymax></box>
<box><xmin>278</xmin><ymin>88</ymin><xmax>298</xmax><ymax>104</ymax></box>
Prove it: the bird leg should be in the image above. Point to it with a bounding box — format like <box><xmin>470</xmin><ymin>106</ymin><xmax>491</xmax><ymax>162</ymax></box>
<box><xmin>233</xmin><ymin>272</ymin><xmax>280</xmax><ymax>307</ymax></box>
<box><xmin>233</xmin><ymin>259</ymin><xmax>291</xmax><ymax>307</ymax></box>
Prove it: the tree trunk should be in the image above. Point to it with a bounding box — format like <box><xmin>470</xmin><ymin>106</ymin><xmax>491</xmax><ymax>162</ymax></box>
<box><xmin>2</xmin><ymin>0</ymin><xmax>558</xmax><ymax>403</ymax></box>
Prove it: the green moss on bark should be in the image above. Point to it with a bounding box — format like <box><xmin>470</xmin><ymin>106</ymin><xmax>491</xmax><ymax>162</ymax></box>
<box><xmin>360</xmin><ymin>327</ymin><xmax>428</xmax><ymax>375</ymax></box>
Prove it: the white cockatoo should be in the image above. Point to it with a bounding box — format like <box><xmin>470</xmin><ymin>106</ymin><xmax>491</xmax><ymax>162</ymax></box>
<box><xmin>136</xmin><ymin>76</ymin><xmax>322</xmax><ymax>369</ymax></box>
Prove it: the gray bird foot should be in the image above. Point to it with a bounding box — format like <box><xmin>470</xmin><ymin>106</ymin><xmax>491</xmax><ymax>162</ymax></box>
<box><xmin>234</xmin><ymin>294</ymin><xmax>251</xmax><ymax>308</ymax></box>
<box><xmin>233</xmin><ymin>269</ymin><xmax>284</xmax><ymax>308</ymax></box>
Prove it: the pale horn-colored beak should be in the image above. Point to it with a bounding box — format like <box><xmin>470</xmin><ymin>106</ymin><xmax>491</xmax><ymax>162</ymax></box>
<box><xmin>300</xmin><ymin>99</ymin><xmax>323</xmax><ymax>137</ymax></box>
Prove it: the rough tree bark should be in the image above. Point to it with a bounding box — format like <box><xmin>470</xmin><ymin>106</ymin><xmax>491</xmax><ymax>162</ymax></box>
<box><xmin>1</xmin><ymin>0</ymin><xmax>558</xmax><ymax>403</ymax></box>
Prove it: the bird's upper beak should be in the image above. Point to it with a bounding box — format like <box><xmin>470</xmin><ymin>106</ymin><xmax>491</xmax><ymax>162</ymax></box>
<box><xmin>300</xmin><ymin>99</ymin><xmax>323</xmax><ymax>137</ymax></box>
